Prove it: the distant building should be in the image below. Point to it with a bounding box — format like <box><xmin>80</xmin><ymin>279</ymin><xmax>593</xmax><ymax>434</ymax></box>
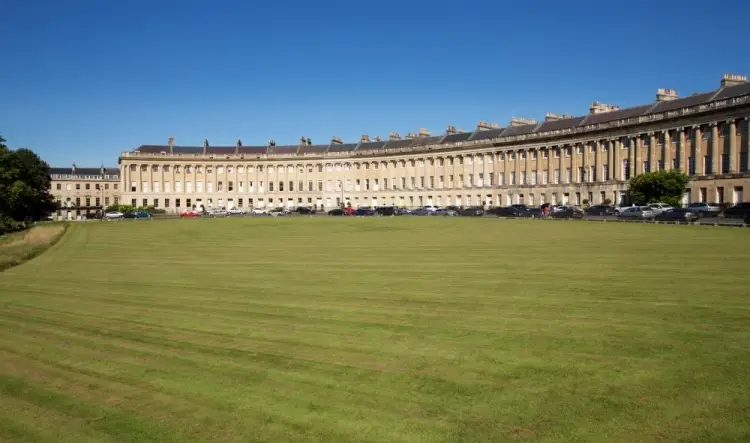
<box><xmin>49</xmin><ymin>164</ymin><xmax>121</xmax><ymax>218</ymax></box>
<box><xmin>114</xmin><ymin>73</ymin><xmax>750</xmax><ymax>211</ymax></box>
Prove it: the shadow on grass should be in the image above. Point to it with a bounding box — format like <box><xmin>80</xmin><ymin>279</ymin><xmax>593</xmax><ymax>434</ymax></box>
<box><xmin>0</xmin><ymin>223</ymin><xmax>68</xmax><ymax>272</ymax></box>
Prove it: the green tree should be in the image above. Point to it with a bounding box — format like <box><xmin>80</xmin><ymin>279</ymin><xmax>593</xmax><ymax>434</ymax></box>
<box><xmin>0</xmin><ymin>136</ymin><xmax>57</xmax><ymax>233</ymax></box>
<box><xmin>627</xmin><ymin>170</ymin><xmax>690</xmax><ymax>207</ymax></box>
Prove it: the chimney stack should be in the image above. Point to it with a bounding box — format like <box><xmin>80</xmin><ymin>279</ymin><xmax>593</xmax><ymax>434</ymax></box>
<box><xmin>510</xmin><ymin>117</ymin><xmax>537</xmax><ymax>127</ymax></box>
<box><xmin>656</xmin><ymin>88</ymin><xmax>678</xmax><ymax>102</ymax></box>
<box><xmin>388</xmin><ymin>132</ymin><xmax>402</xmax><ymax>141</ymax></box>
<box><xmin>721</xmin><ymin>73</ymin><xmax>747</xmax><ymax>87</ymax></box>
<box><xmin>589</xmin><ymin>102</ymin><xmax>620</xmax><ymax>114</ymax></box>
<box><xmin>446</xmin><ymin>125</ymin><xmax>457</xmax><ymax>135</ymax></box>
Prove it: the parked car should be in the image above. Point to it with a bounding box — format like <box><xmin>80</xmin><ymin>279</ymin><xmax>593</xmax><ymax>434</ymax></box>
<box><xmin>721</xmin><ymin>202</ymin><xmax>750</xmax><ymax>219</ymax></box>
<box><xmin>269</xmin><ymin>208</ymin><xmax>287</xmax><ymax>216</ymax></box>
<box><xmin>328</xmin><ymin>208</ymin><xmax>344</xmax><ymax>216</ymax></box>
<box><xmin>104</xmin><ymin>211</ymin><xmax>124</xmax><ymax>219</ymax></box>
<box><xmin>343</xmin><ymin>207</ymin><xmax>357</xmax><ymax>216</ymax></box>
<box><xmin>375</xmin><ymin>206</ymin><xmax>398</xmax><ymax>216</ymax></box>
<box><xmin>491</xmin><ymin>207</ymin><xmax>532</xmax><ymax>218</ymax></box>
<box><xmin>550</xmin><ymin>207</ymin><xmax>584</xmax><ymax>219</ymax></box>
<box><xmin>431</xmin><ymin>208</ymin><xmax>458</xmax><ymax>216</ymax></box>
<box><xmin>459</xmin><ymin>206</ymin><xmax>485</xmax><ymax>217</ymax></box>
<box><xmin>510</xmin><ymin>204</ymin><xmax>529</xmax><ymax>211</ymax></box>
<box><xmin>422</xmin><ymin>205</ymin><xmax>439</xmax><ymax>212</ymax></box>
<box><xmin>654</xmin><ymin>208</ymin><xmax>699</xmax><ymax>222</ymax></box>
<box><xmin>228</xmin><ymin>208</ymin><xmax>247</xmax><ymax>215</ymax></box>
<box><xmin>180</xmin><ymin>210</ymin><xmax>201</xmax><ymax>218</ymax></box>
<box><xmin>207</xmin><ymin>208</ymin><xmax>229</xmax><ymax>217</ymax></box>
<box><xmin>685</xmin><ymin>202</ymin><xmax>721</xmax><ymax>217</ymax></box>
<box><xmin>585</xmin><ymin>205</ymin><xmax>616</xmax><ymax>216</ymax></box>
<box><xmin>355</xmin><ymin>207</ymin><xmax>376</xmax><ymax>216</ymax></box>
<box><xmin>647</xmin><ymin>203</ymin><xmax>673</xmax><ymax>216</ymax></box>
<box><xmin>410</xmin><ymin>208</ymin><xmax>431</xmax><ymax>216</ymax></box>
<box><xmin>251</xmin><ymin>208</ymin><xmax>268</xmax><ymax>215</ymax></box>
<box><xmin>527</xmin><ymin>208</ymin><xmax>544</xmax><ymax>218</ymax></box>
<box><xmin>295</xmin><ymin>206</ymin><xmax>314</xmax><ymax>215</ymax></box>
<box><xmin>617</xmin><ymin>206</ymin><xmax>655</xmax><ymax>220</ymax></box>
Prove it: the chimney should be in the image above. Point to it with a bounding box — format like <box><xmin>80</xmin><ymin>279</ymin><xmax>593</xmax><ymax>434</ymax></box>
<box><xmin>203</xmin><ymin>138</ymin><xmax>209</xmax><ymax>154</ymax></box>
<box><xmin>476</xmin><ymin>121</ymin><xmax>492</xmax><ymax>131</ymax></box>
<box><xmin>404</xmin><ymin>132</ymin><xmax>417</xmax><ymax>140</ymax></box>
<box><xmin>656</xmin><ymin>88</ymin><xmax>678</xmax><ymax>102</ymax></box>
<box><xmin>72</xmin><ymin>163</ymin><xmax>76</xmax><ymax>173</ymax></box>
<box><xmin>510</xmin><ymin>117</ymin><xmax>537</xmax><ymax>127</ymax></box>
<box><xmin>373</xmin><ymin>136</ymin><xmax>382</xmax><ymax>142</ymax></box>
<box><xmin>168</xmin><ymin>136</ymin><xmax>175</xmax><ymax>154</ymax></box>
<box><xmin>330</xmin><ymin>136</ymin><xmax>343</xmax><ymax>144</ymax></box>
<box><xmin>388</xmin><ymin>132</ymin><xmax>402</xmax><ymax>140</ymax></box>
<box><xmin>446</xmin><ymin>125</ymin><xmax>457</xmax><ymax>135</ymax></box>
<box><xmin>589</xmin><ymin>102</ymin><xmax>620</xmax><ymax>114</ymax></box>
<box><xmin>100</xmin><ymin>162</ymin><xmax>105</xmax><ymax>175</ymax></box>
<box><xmin>418</xmin><ymin>128</ymin><xmax>430</xmax><ymax>137</ymax></box>
<box><xmin>360</xmin><ymin>134</ymin><xmax>370</xmax><ymax>143</ymax></box>
<box><xmin>721</xmin><ymin>73</ymin><xmax>747</xmax><ymax>87</ymax></box>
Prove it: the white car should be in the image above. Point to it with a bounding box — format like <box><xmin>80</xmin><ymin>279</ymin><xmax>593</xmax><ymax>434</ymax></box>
<box><xmin>423</xmin><ymin>205</ymin><xmax>438</xmax><ymax>212</ymax></box>
<box><xmin>251</xmin><ymin>208</ymin><xmax>268</xmax><ymax>215</ymax></box>
<box><xmin>617</xmin><ymin>206</ymin><xmax>654</xmax><ymax>219</ymax></box>
<box><xmin>207</xmin><ymin>209</ymin><xmax>229</xmax><ymax>217</ymax></box>
<box><xmin>647</xmin><ymin>203</ymin><xmax>673</xmax><ymax>215</ymax></box>
<box><xmin>228</xmin><ymin>208</ymin><xmax>247</xmax><ymax>215</ymax></box>
<box><xmin>104</xmin><ymin>211</ymin><xmax>124</xmax><ymax>219</ymax></box>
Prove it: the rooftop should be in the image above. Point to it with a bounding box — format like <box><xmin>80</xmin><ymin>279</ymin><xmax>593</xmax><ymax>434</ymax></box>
<box><xmin>128</xmin><ymin>73</ymin><xmax>750</xmax><ymax>155</ymax></box>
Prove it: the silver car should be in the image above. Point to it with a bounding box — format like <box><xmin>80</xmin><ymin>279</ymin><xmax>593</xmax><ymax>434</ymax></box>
<box><xmin>648</xmin><ymin>203</ymin><xmax>673</xmax><ymax>215</ymax></box>
<box><xmin>617</xmin><ymin>206</ymin><xmax>654</xmax><ymax>219</ymax></box>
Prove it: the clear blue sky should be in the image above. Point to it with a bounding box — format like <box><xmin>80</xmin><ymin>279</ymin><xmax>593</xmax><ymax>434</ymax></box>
<box><xmin>2</xmin><ymin>0</ymin><xmax>749</xmax><ymax>167</ymax></box>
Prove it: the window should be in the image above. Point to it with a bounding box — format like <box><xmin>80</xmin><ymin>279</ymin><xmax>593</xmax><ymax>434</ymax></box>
<box><xmin>153</xmin><ymin>181</ymin><xmax>160</xmax><ymax>193</ymax></box>
<box><xmin>165</xmin><ymin>199</ymin><xmax>170</xmax><ymax>208</ymax></box>
<box><xmin>131</xmin><ymin>199</ymin><xmax>137</xmax><ymax>207</ymax></box>
<box><xmin>542</xmin><ymin>170</ymin><xmax>548</xmax><ymax>185</ymax></box>
<box><xmin>740</xmin><ymin>153</ymin><xmax>749</xmax><ymax>173</ymax></box>
<box><xmin>318</xmin><ymin>181</ymin><xmax>323</xmax><ymax>191</ymax></box>
<box><xmin>289</xmin><ymin>181</ymin><xmax>293</xmax><ymax>191</ymax></box>
<box><xmin>104</xmin><ymin>197</ymin><xmax>110</xmax><ymax>205</ymax></box>
<box><xmin>85</xmin><ymin>183</ymin><xmax>90</xmax><ymax>190</ymax></box>
<box><xmin>279</xmin><ymin>181</ymin><xmax>284</xmax><ymax>192</ymax></box>
<box><xmin>207</xmin><ymin>182</ymin><xmax>213</xmax><ymax>193</ymax></box>
<box><xmin>269</xmin><ymin>182</ymin><xmax>274</xmax><ymax>192</ymax></box>
<box><xmin>565</xmin><ymin>168</ymin><xmax>571</xmax><ymax>183</ymax></box>
<box><xmin>85</xmin><ymin>198</ymin><xmax>90</xmax><ymax>206</ymax></box>
<box><xmin>66</xmin><ymin>183</ymin><xmax>71</xmax><ymax>191</ymax></box>
<box><xmin>176</xmin><ymin>198</ymin><xmax>181</xmax><ymax>207</ymax></box>
<box><xmin>229</xmin><ymin>181</ymin><xmax>234</xmax><ymax>192</ymax></box>
<box><xmin>420</xmin><ymin>177</ymin><xmax>425</xmax><ymax>188</ymax></box>
<box><xmin>326</xmin><ymin>180</ymin><xmax>332</xmax><ymax>192</ymax></box>
<box><xmin>113</xmin><ymin>183</ymin><xmax>118</xmax><ymax>190</ymax></box>
<box><xmin>510</xmin><ymin>172</ymin><xmax>516</xmax><ymax>185</ymax></box>
<box><xmin>76</xmin><ymin>184</ymin><xmax>80</xmax><ymax>190</ymax></box>
<box><xmin>56</xmin><ymin>183</ymin><xmax>61</xmax><ymax>190</ymax></box>
<box><xmin>554</xmin><ymin>169</ymin><xmax>560</xmax><ymax>184</ymax></box>
<box><xmin>143</xmin><ymin>198</ymin><xmax>148</xmax><ymax>207</ymax></box>
<box><xmin>95</xmin><ymin>197</ymin><xmax>100</xmax><ymax>207</ymax></box>
<box><xmin>142</xmin><ymin>182</ymin><xmax>148</xmax><ymax>193</ymax></box>
<box><xmin>308</xmin><ymin>181</ymin><xmax>313</xmax><ymax>192</ymax></box>
<box><xmin>721</xmin><ymin>154</ymin><xmax>730</xmax><ymax>174</ymax></box>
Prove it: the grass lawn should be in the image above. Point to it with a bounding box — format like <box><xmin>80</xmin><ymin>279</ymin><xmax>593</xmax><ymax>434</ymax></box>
<box><xmin>0</xmin><ymin>224</ymin><xmax>67</xmax><ymax>271</ymax></box>
<box><xmin>0</xmin><ymin>217</ymin><xmax>749</xmax><ymax>443</ymax></box>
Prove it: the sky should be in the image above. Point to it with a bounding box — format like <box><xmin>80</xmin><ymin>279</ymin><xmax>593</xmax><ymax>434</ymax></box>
<box><xmin>1</xmin><ymin>0</ymin><xmax>749</xmax><ymax>167</ymax></box>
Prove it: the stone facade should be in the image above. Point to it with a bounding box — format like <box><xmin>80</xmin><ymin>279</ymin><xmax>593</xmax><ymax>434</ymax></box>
<box><xmin>50</xmin><ymin>165</ymin><xmax>121</xmax><ymax>218</ymax></box>
<box><xmin>118</xmin><ymin>74</ymin><xmax>750</xmax><ymax>213</ymax></box>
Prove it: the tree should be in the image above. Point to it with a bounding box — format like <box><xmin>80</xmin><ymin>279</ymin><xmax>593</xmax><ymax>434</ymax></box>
<box><xmin>627</xmin><ymin>170</ymin><xmax>690</xmax><ymax>208</ymax></box>
<box><xmin>0</xmin><ymin>136</ymin><xmax>57</xmax><ymax>233</ymax></box>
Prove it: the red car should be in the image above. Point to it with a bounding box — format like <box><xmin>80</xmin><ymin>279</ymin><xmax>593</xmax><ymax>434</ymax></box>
<box><xmin>180</xmin><ymin>210</ymin><xmax>201</xmax><ymax>218</ymax></box>
<box><xmin>343</xmin><ymin>207</ymin><xmax>356</xmax><ymax>216</ymax></box>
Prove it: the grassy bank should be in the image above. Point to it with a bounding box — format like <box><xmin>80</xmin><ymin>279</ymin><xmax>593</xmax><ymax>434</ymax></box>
<box><xmin>0</xmin><ymin>218</ymin><xmax>749</xmax><ymax>442</ymax></box>
<box><xmin>0</xmin><ymin>223</ymin><xmax>68</xmax><ymax>271</ymax></box>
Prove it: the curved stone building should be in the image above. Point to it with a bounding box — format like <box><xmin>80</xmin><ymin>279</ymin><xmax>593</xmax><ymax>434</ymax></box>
<box><xmin>119</xmin><ymin>74</ymin><xmax>750</xmax><ymax>212</ymax></box>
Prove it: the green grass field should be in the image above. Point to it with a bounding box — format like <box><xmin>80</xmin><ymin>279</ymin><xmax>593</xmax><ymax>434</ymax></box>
<box><xmin>1</xmin><ymin>217</ymin><xmax>749</xmax><ymax>443</ymax></box>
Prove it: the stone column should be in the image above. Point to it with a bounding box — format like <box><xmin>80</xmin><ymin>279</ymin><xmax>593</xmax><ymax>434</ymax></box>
<box><xmin>613</xmin><ymin>139</ymin><xmax>620</xmax><ymax>181</ymax></box>
<box><xmin>593</xmin><ymin>141</ymin><xmax>600</xmax><ymax>182</ymax></box>
<box><xmin>664</xmin><ymin>131</ymin><xmax>672</xmax><ymax>170</ymax></box>
<box><xmin>711</xmin><ymin>122</ymin><xmax>719</xmax><ymax>175</ymax></box>
<box><xmin>746</xmin><ymin>117</ymin><xmax>750</xmax><ymax>172</ymax></box>
<box><xmin>571</xmin><ymin>144</ymin><xmax>578</xmax><ymax>183</ymax></box>
<box><xmin>558</xmin><ymin>146</ymin><xmax>564</xmax><ymax>184</ymax></box>
<box><xmin>679</xmin><ymin>129</ymin><xmax>688</xmax><ymax>172</ymax></box>
<box><xmin>694</xmin><ymin>125</ymin><xmax>703</xmax><ymax>175</ymax></box>
<box><xmin>514</xmin><ymin>151</ymin><xmax>521</xmax><ymax>185</ymax></box>
<box><xmin>728</xmin><ymin>119</ymin><xmax>737</xmax><ymax>173</ymax></box>
<box><xmin>546</xmin><ymin>147</ymin><xmax>552</xmax><ymax>184</ymax></box>
<box><xmin>633</xmin><ymin>137</ymin><xmax>640</xmax><ymax>176</ymax></box>
<box><xmin>582</xmin><ymin>142</ymin><xmax>589</xmax><ymax>182</ymax></box>
<box><xmin>649</xmin><ymin>132</ymin><xmax>657</xmax><ymax>170</ymax></box>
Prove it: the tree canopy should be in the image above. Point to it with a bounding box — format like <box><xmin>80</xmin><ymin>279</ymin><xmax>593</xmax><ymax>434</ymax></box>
<box><xmin>627</xmin><ymin>169</ymin><xmax>691</xmax><ymax>207</ymax></box>
<box><xmin>0</xmin><ymin>136</ymin><xmax>57</xmax><ymax>233</ymax></box>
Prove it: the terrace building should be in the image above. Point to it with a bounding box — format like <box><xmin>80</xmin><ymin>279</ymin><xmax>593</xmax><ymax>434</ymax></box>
<box><xmin>119</xmin><ymin>74</ymin><xmax>750</xmax><ymax>212</ymax></box>
<box><xmin>50</xmin><ymin>165</ymin><xmax>121</xmax><ymax>218</ymax></box>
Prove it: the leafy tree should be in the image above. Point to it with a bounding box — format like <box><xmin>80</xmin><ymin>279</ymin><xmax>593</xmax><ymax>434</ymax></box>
<box><xmin>0</xmin><ymin>137</ymin><xmax>56</xmax><ymax>233</ymax></box>
<box><xmin>627</xmin><ymin>170</ymin><xmax>690</xmax><ymax>208</ymax></box>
